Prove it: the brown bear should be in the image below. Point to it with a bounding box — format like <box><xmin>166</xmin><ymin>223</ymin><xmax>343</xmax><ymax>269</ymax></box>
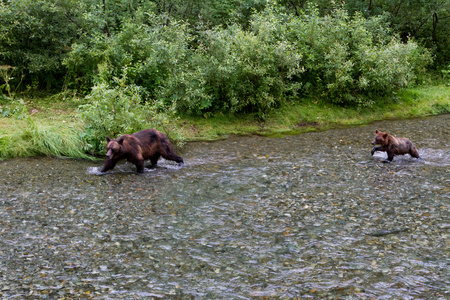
<box><xmin>101</xmin><ymin>129</ymin><xmax>183</xmax><ymax>173</ymax></box>
<box><xmin>371</xmin><ymin>129</ymin><xmax>419</xmax><ymax>162</ymax></box>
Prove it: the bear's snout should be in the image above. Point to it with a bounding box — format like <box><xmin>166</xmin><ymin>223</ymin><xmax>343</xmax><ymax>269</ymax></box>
<box><xmin>106</xmin><ymin>150</ymin><xmax>113</xmax><ymax>159</ymax></box>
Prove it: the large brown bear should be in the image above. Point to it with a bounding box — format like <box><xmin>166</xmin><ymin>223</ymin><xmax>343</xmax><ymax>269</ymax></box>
<box><xmin>371</xmin><ymin>129</ymin><xmax>419</xmax><ymax>162</ymax></box>
<box><xmin>101</xmin><ymin>129</ymin><xmax>183</xmax><ymax>173</ymax></box>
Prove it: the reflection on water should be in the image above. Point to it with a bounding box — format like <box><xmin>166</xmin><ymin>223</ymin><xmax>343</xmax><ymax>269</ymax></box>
<box><xmin>0</xmin><ymin>114</ymin><xmax>449</xmax><ymax>298</ymax></box>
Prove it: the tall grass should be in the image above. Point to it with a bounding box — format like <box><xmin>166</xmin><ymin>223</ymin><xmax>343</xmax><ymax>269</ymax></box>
<box><xmin>0</xmin><ymin>117</ymin><xmax>93</xmax><ymax>160</ymax></box>
<box><xmin>24</xmin><ymin>118</ymin><xmax>93</xmax><ymax>159</ymax></box>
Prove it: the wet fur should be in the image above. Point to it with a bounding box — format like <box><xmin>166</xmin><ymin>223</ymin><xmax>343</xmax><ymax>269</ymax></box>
<box><xmin>101</xmin><ymin>129</ymin><xmax>183</xmax><ymax>173</ymax></box>
<box><xmin>371</xmin><ymin>129</ymin><xmax>419</xmax><ymax>162</ymax></box>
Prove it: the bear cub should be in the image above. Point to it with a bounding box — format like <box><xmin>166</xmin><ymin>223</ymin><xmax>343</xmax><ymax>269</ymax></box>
<box><xmin>101</xmin><ymin>129</ymin><xmax>183</xmax><ymax>173</ymax></box>
<box><xmin>371</xmin><ymin>129</ymin><xmax>419</xmax><ymax>162</ymax></box>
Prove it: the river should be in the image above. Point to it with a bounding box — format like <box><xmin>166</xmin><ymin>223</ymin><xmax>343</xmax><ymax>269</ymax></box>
<box><xmin>0</xmin><ymin>114</ymin><xmax>449</xmax><ymax>298</ymax></box>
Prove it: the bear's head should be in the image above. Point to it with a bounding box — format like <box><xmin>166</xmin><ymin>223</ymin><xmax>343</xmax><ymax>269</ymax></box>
<box><xmin>372</xmin><ymin>129</ymin><xmax>389</xmax><ymax>146</ymax></box>
<box><xmin>105</xmin><ymin>136</ymin><xmax>124</xmax><ymax>160</ymax></box>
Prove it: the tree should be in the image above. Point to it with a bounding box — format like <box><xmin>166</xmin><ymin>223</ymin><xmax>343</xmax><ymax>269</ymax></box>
<box><xmin>0</xmin><ymin>0</ymin><xmax>100</xmax><ymax>89</ymax></box>
<box><xmin>345</xmin><ymin>0</ymin><xmax>449</xmax><ymax>66</ymax></box>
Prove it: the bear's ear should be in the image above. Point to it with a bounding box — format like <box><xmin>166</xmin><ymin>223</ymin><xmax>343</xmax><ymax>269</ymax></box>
<box><xmin>106</xmin><ymin>136</ymin><xmax>111</xmax><ymax>143</ymax></box>
<box><xmin>117</xmin><ymin>137</ymin><xmax>124</xmax><ymax>145</ymax></box>
<box><xmin>383</xmin><ymin>133</ymin><xmax>388</xmax><ymax>139</ymax></box>
<box><xmin>375</xmin><ymin>129</ymin><xmax>380</xmax><ymax>134</ymax></box>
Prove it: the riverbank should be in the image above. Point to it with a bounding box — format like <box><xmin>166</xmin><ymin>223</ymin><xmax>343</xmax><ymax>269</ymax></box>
<box><xmin>0</xmin><ymin>84</ymin><xmax>449</xmax><ymax>160</ymax></box>
<box><xmin>1</xmin><ymin>115</ymin><xmax>448</xmax><ymax>298</ymax></box>
<box><xmin>178</xmin><ymin>85</ymin><xmax>450</xmax><ymax>140</ymax></box>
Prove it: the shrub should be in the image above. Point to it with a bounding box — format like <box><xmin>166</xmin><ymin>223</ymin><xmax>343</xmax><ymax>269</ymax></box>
<box><xmin>79</xmin><ymin>76</ymin><xmax>183</xmax><ymax>155</ymax></box>
<box><xmin>158</xmin><ymin>9</ymin><xmax>304</xmax><ymax>118</ymax></box>
<box><xmin>64</xmin><ymin>13</ymin><xmax>192</xmax><ymax>98</ymax></box>
<box><xmin>158</xmin><ymin>5</ymin><xmax>431</xmax><ymax>113</ymax></box>
<box><xmin>286</xmin><ymin>7</ymin><xmax>432</xmax><ymax>105</ymax></box>
<box><xmin>0</xmin><ymin>0</ymin><xmax>87</xmax><ymax>89</ymax></box>
<box><xmin>69</xmin><ymin>4</ymin><xmax>433</xmax><ymax>115</ymax></box>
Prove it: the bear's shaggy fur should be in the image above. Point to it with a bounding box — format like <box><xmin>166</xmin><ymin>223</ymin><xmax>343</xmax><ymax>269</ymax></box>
<box><xmin>371</xmin><ymin>129</ymin><xmax>419</xmax><ymax>162</ymax></box>
<box><xmin>101</xmin><ymin>129</ymin><xmax>183</xmax><ymax>173</ymax></box>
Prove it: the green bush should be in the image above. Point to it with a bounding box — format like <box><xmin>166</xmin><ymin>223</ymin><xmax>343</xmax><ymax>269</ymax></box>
<box><xmin>64</xmin><ymin>13</ymin><xmax>192</xmax><ymax>98</ymax></box>
<box><xmin>79</xmin><ymin>76</ymin><xmax>183</xmax><ymax>155</ymax></box>
<box><xmin>286</xmin><ymin>7</ymin><xmax>432</xmax><ymax>106</ymax></box>
<box><xmin>157</xmin><ymin>5</ymin><xmax>431</xmax><ymax>113</ymax></box>
<box><xmin>0</xmin><ymin>0</ymin><xmax>87</xmax><ymax>89</ymax></box>
<box><xmin>158</xmin><ymin>9</ymin><xmax>303</xmax><ymax>117</ymax></box>
<box><xmin>69</xmin><ymin>4</ymin><xmax>433</xmax><ymax>116</ymax></box>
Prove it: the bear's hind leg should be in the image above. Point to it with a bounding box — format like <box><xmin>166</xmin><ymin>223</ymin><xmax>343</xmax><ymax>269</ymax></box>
<box><xmin>162</xmin><ymin>152</ymin><xmax>184</xmax><ymax>164</ymax></box>
<box><xmin>161</xmin><ymin>145</ymin><xmax>183</xmax><ymax>164</ymax></box>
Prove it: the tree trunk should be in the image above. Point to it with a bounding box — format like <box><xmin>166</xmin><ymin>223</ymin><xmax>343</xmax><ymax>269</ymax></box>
<box><xmin>102</xmin><ymin>0</ymin><xmax>111</xmax><ymax>37</ymax></box>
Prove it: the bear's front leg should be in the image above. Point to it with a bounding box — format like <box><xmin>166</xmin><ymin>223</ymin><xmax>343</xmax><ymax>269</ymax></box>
<box><xmin>134</xmin><ymin>159</ymin><xmax>145</xmax><ymax>173</ymax></box>
<box><xmin>371</xmin><ymin>146</ymin><xmax>383</xmax><ymax>156</ymax></box>
<box><xmin>101</xmin><ymin>159</ymin><xmax>117</xmax><ymax>172</ymax></box>
<box><xmin>384</xmin><ymin>151</ymin><xmax>395</xmax><ymax>162</ymax></box>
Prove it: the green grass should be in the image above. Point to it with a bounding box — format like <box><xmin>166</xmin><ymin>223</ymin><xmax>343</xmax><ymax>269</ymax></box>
<box><xmin>177</xmin><ymin>84</ymin><xmax>450</xmax><ymax>140</ymax></box>
<box><xmin>0</xmin><ymin>117</ymin><xmax>93</xmax><ymax>160</ymax></box>
<box><xmin>0</xmin><ymin>92</ymin><xmax>93</xmax><ymax>160</ymax></box>
<box><xmin>0</xmin><ymin>84</ymin><xmax>449</xmax><ymax>160</ymax></box>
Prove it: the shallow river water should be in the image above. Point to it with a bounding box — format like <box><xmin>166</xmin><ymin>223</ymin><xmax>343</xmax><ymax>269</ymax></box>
<box><xmin>1</xmin><ymin>114</ymin><xmax>449</xmax><ymax>299</ymax></box>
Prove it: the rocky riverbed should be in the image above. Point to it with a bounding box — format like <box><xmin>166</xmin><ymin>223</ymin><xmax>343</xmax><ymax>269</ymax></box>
<box><xmin>1</xmin><ymin>114</ymin><xmax>449</xmax><ymax>298</ymax></box>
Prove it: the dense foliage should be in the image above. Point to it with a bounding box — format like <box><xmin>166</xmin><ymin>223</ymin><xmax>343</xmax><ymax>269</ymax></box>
<box><xmin>67</xmin><ymin>5</ymin><xmax>431</xmax><ymax>116</ymax></box>
<box><xmin>79</xmin><ymin>75</ymin><xmax>183</xmax><ymax>154</ymax></box>
<box><xmin>0</xmin><ymin>0</ymin><xmax>444</xmax><ymax>143</ymax></box>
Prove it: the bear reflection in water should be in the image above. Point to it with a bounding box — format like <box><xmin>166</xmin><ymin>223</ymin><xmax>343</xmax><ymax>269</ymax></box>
<box><xmin>101</xmin><ymin>129</ymin><xmax>183</xmax><ymax>173</ymax></box>
<box><xmin>371</xmin><ymin>129</ymin><xmax>420</xmax><ymax>163</ymax></box>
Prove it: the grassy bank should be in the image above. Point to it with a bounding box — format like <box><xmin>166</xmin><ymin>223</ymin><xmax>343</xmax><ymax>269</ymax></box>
<box><xmin>0</xmin><ymin>93</ymin><xmax>91</xmax><ymax>160</ymax></box>
<box><xmin>177</xmin><ymin>85</ymin><xmax>450</xmax><ymax>140</ymax></box>
<box><xmin>0</xmin><ymin>85</ymin><xmax>449</xmax><ymax>160</ymax></box>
